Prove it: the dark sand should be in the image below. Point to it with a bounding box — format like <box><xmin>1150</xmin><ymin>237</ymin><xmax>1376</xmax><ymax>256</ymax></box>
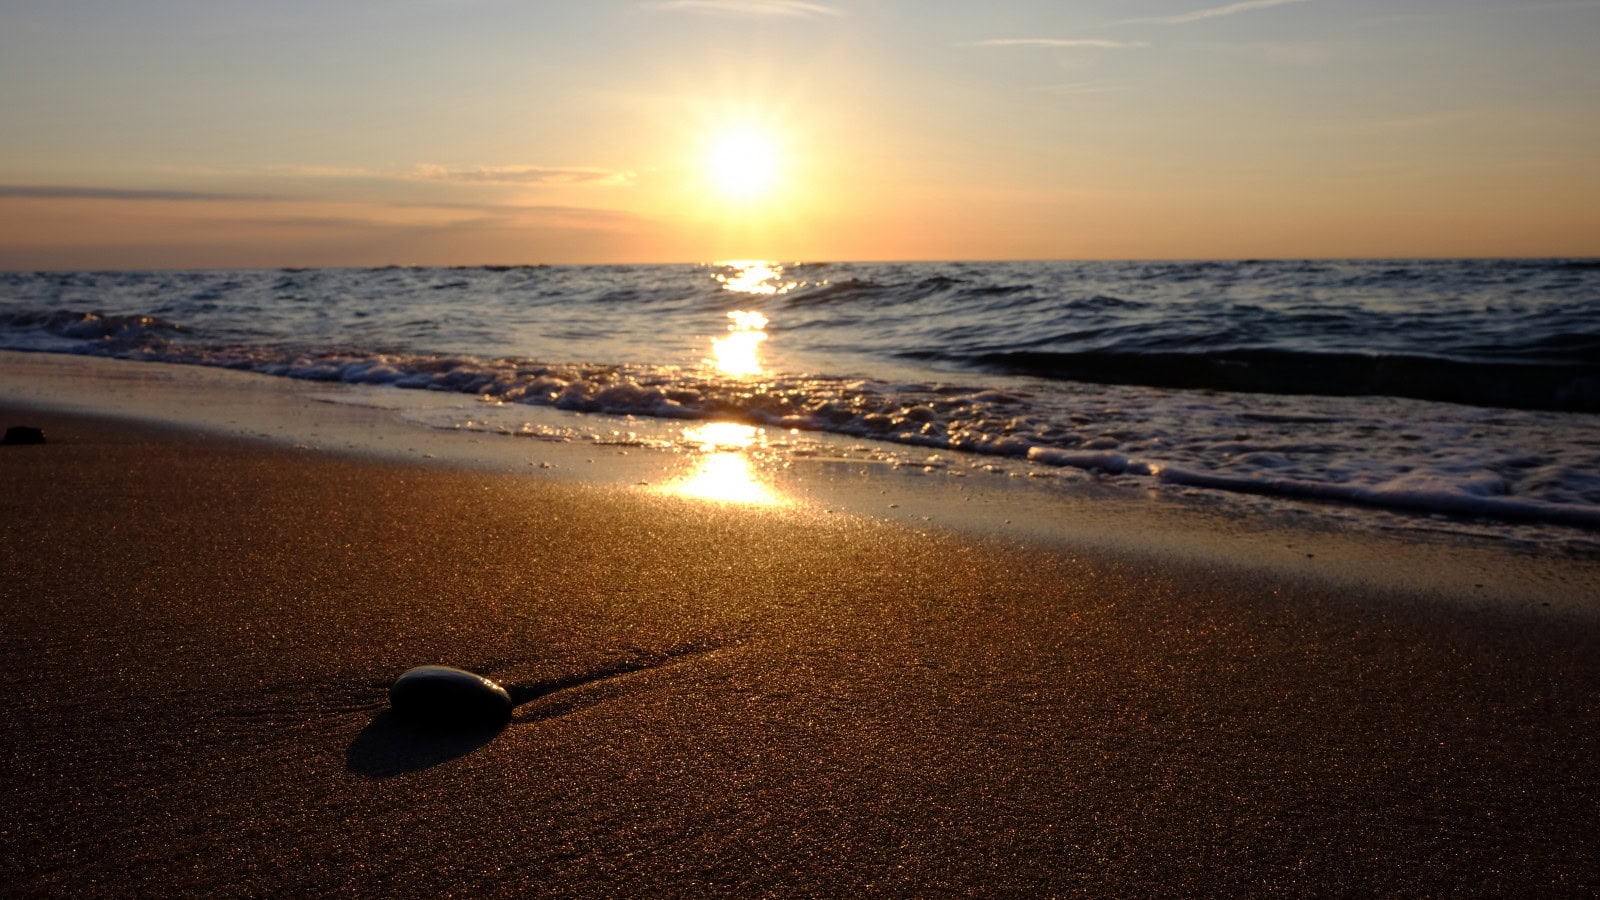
<box><xmin>2</xmin><ymin>407</ymin><xmax>1598</xmax><ymax>896</ymax></box>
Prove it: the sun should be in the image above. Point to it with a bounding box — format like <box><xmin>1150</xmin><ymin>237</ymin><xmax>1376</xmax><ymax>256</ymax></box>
<box><xmin>707</xmin><ymin>127</ymin><xmax>780</xmax><ymax>201</ymax></box>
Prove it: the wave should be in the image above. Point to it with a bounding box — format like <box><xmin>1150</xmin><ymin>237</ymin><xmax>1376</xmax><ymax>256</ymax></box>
<box><xmin>0</xmin><ymin>309</ymin><xmax>183</xmax><ymax>346</ymax></box>
<box><xmin>5</xmin><ymin>256</ymin><xmax>1600</xmax><ymax>537</ymax></box>
<box><xmin>1145</xmin><ymin>464</ymin><xmax>1600</xmax><ymax>530</ymax></box>
<box><xmin>5</xmin><ymin>331</ymin><xmax>1598</xmax><ymax>533</ymax></box>
<box><xmin>778</xmin><ymin>278</ymin><xmax>890</xmax><ymax>308</ymax></box>
<box><xmin>917</xmin><ymin>348</ymin><xmax>1600</xmax><ymax>414</ymax></box>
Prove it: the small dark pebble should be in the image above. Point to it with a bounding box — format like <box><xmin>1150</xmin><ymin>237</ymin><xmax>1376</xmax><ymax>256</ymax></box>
<box><xmin>3</xmin><ymin>426</ymin><xmax>45</xmax><ymax>445</ymax></box>
<box><xmin>389</xmin><ymin>665</ymin><xmax>513</xmax><ymax>728</ymax></box>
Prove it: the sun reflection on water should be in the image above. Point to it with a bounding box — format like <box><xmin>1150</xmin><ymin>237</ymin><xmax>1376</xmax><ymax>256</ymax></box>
<box><xmin>709</xmin><ymin>309</ymin><xmax>768</xmax><ymax>377</ymax></box>
<box><xmin>678</xmin><ymin>262</ymin><xmax>798</xmax><ymax>503</ymax></box>
<box><xmin>713</xmin><ymin>261</ymin><xmax>797</xmax><ymax>297</ymax></box>
<box><xmin>707</xmin><ymin>261</ymin><xmax>793</xmax><ymax>377</ymax></box>
<box><xmin>687</xmin><ymin>421</ymin><xmax>760</xmax><ymax>450</ymax></box>
<box><xmin>670</xmin><ymin>422</ymin><xmax>786</xmax><ymax>506</ymax></box>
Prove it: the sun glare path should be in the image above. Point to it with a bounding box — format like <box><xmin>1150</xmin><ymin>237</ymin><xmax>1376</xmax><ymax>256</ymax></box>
<box><xmin>707</xmin><ymin>127</ymin><xmax>780</xmax><ymax>201</ymax></box>
<box><xmin>672</xmin><ymin>423</ymin><xmax>785</xmax><ymax>506</ymax></box>
<box><xmin>675</xmin><ymin>453</ymin><xmax>781</xmax><ymax>505</ymax></box>
<box><xmin>685</xmin><ymin>422</ymin><xmax>760</xmax><ymax>451</ymax></box>
<box><xmin>714</xmin><ymin>261</ymin><xmax>797</xmax><ymax>296</ymax></box>
<box><xmin>710</xmin><ymin>309</ymin><xmax>769</xmax><ymax>377</ymax></box>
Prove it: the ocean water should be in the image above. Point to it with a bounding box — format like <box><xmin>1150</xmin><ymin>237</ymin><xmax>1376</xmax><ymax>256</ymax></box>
<box><xmin>3</xmin><ymin>259</ymin><xmax>1599</xmax><ymax>536</ymax></box>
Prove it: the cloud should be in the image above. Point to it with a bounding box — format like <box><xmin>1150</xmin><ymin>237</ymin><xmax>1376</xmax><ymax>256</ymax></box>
<box><xmin>406</xmin><ymin>164</ymin><xmax>635</xmax><ymax>186</ymax></box>
<box><xmin>0</xmin><ymin>163</ymin><xmax>636</xmax><ymax>216</ymax></box>
<box><xmin>1121</xmin><ymin>0</ymin><xmax>1311</xmax><ymax>26</ymax></box>
<box><xmin>646</xmin><ymin>0</ymin><xmax>840</xmax><ymax>17</ymax></box>
<box><xmin>1039</xmin><ymin>82</ymin><xmax>1130</xmax><ymax>96</ymax></box>
<box><xmin>1353</xmin><ymin>1</ymin><xmax>1599</xmax><ymax>28</ymax></box>
<box><xmin>204</xmin><ymin>163</ymin><xmax>636</xmax><ymax>188</ymax></box>
<box><xmin>262</xmin><ymin>165</ymin><xmax>379</xmax><ymax>179</ymax></box>
<box><xmin>226</xmin><ymin>215</ymin><xmax>407</xmax><ymax>230</ymax></box>
<box><xmin>969</xmin><ymin>38</ymin><xmax>1149</xmax><ymax>49</ymax></box>
<box><xmin>0</xmin><ymin>185</ymin><xmax>275</xmax><ymax>202</ymax></box>
<box><xmin>1302</xmin><ymin>110</ymin><xmax>1484</xmax><ymax>136</ymax></box>
<box><xmin>382</xmin><ymin>202</ymin><xmax>644</xmax><ymax>228</ymax></box>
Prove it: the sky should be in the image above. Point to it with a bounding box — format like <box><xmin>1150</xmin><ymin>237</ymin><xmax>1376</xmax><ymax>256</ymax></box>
<box><xmin>1</xmin><ymin>0</ymin><xmax>1597</xmax><ymax>268</ymax></box>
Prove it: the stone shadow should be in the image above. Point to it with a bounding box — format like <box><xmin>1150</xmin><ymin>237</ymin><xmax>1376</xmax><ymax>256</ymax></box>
<box><xmin>345</xmin><ymin>710</ymin><xmax>504</xmax><ymax>778</ymax></box>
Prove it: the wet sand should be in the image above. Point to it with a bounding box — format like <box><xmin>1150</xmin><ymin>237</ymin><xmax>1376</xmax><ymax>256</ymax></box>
<box><xmin>2</xmin><ymin>406</ymin><xmax>1598</xmax><ymax>896</ymax></box>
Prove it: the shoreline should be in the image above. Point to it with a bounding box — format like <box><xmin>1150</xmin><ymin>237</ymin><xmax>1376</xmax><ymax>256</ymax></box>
<box><xmin>3</xmin><ymin>400</ymin><xmax>1599</xmax><ymax>893</ymax></box>
<box><xmin>4</xmin><ymin>348</ymin><xmax>1599</xmax><ymax>612</ymax></box>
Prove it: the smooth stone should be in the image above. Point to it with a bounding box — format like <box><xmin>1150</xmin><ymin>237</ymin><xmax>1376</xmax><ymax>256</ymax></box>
<box><xmin>389</xmin><ymin>665</ymin><xmax>513</xmax><ymax>728</ymax></box>
<box><xmin>3</xmin><ymin>426</ymin><xmax>45</xmax><ymax>445</ymax></box>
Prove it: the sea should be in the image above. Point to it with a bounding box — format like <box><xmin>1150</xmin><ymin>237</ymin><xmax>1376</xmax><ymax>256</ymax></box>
<box><xmin>3</xmin><ymin>258</ymin><xmax>1599</xmax><ymax>544</ymax></box>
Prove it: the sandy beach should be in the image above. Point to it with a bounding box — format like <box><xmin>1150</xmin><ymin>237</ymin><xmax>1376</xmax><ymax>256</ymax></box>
<box><xmin>5</xmin><ymin>0</ymin><xmax>1599</xmax><ymax>890</ymax></box>
<box><xmin>7</xmin><ymin>0</ymin><xmax>1600</xmax><ymax>887</ymax></box>
<box><xmin>2</xmin><ymin>395</ymin><xmax>1598</xmax><ymax>897</ymax></box>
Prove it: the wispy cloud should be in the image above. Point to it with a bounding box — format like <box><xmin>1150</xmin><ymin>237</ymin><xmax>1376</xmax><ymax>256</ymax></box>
<box><xmin>646</xmin><ymin>0</ymin><xmax>840</xmax><ymax>17</ymax></box>
<box><xmin>1353</xmin><ymin>0</ymin><xmax>1599</xmax><ymax>28</ymax></box>
<box><xmin>406</xmin><ymin>164</ymin><xmax>635</xmax><ymax>186</ymax></box>
<box><xmin>263</xmin><ymin>165</ymin><xmax>376</xmax><ymax>179</ymax></box>
<box><xmin>229</xmin><ymin>215</ymin><xmax>406</xmax><ymax>230</ymax></box>
<box><xmin>0</xmin><ymin>164</ymin><xmax>635</xmax><ymax>214</ymax></box>
<box><xmin>1039</xmin><ymin>82</ymin><xmax>1130</xmax><ymax>96</ymax></box>
<box><xmin>1120</xmin><ymin>0</ymin><xmax>1311</xmax><ymax>26</ymax></box>
<box><xmin>969</xmin><ymin>38</ymin><xmax>1149</xmax><ymax>49</ymax></box>
<box><xmin>0</xmin><ymin>185</ymin><xmax>275</xmax><ymax>202</ymax></box>
<box><xmin>384</xmin><ymin>200</ymin><xmax>642</xmax><ymax>221</ymax></box>
<box><xmin>1302</xmin><ymin>109</ymin><xmax>1484</xmax><ymax>136</ymax></box>
<box><xmin>185</xmin><ymin>163</ymin><xmax>637</xmax><ymax>188</ymax></box>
